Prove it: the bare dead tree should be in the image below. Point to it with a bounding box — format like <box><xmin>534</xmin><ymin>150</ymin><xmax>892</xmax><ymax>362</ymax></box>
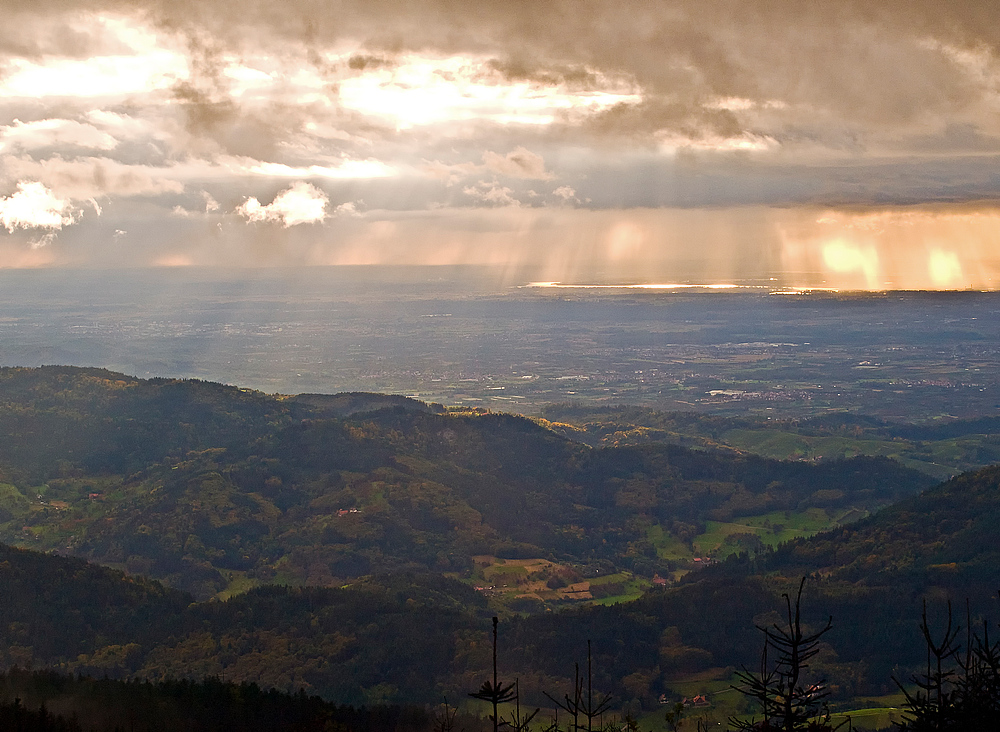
<box><xmin>504</xmin><ymin>680</ymin><xmax>540</xmax><ymax>732</ymax></box>
<box><xmin>545</xmin><ymin>641</ymin><xmax>613</xmax><ymax>732</ymax></box>
<box><xmin>433</xmin><ymin>698</ymin><xmax>461</xmax><ymax>732</ymax></box>
<box><xmin>544</xmin><ymin>662</ymin><xmax>583</xmax><ymax>732</ymax></box>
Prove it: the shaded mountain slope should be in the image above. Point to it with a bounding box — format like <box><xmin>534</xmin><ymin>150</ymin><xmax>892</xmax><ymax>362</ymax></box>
<box><xmin>0</xmin><ymin>542</ymin><xmax>191</xmax><ymax>668</ymax></box>
<box><xmin>757</xmin><ymin>463</ymin><xmax>1000</xmax><ymax>592</ymax></box>
<box><xmin>0</xmin><ymin>540</ymin><xmax>489</xmax><ymax>705</ymax></box>
<box><xmin>495</xmin><ymin>464</ymin><xmax>1000</xmax><ymax>703</ymax></box>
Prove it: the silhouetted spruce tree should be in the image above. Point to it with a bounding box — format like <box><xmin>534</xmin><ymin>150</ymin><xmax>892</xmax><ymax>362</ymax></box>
<box><xmin>894</xmin><ymin>601</ymin><xmax>963</xmax><ymax>731</ymax></box>
<box><xmin>469</xmin><ymin>617</ymin><xmax>517</xmax><ymax>732</ymax></box>
<box><xmin>729</xmin><ymin>578</ymin><xmax>847</xmax><ymax>732</ymax></box>
<box><xmin>545</xmin><ymin>662</ymin><xmax>582</xmax><ymax>732</ymax></box>
<box><xmin>895</xmin><ymin>599</ymin><xmax>1000</xmax><ymax>731</ymax></box>
<box><xmin>958</xmin><ymin>617</ymin><xmax>1000</xmax><ymax>727</ymax></box>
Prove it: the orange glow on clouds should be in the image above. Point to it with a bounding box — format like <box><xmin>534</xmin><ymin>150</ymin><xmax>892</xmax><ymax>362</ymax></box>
<box><xmin>780</xmin><ymin>209</ymin><xmax>1000</xmax><ymax>290</ymax></box>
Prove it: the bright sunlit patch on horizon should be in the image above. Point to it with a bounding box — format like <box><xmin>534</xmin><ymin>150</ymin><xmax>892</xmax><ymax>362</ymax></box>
<box><xmin>928</xmin><ymin>249</ymin><xmax>965</xmax><ymax>288</ymax></box>
<box><xmin>821</xmin><ymin>240</ymin><xmax>880</xmax><ymax>289</ymax></box>
<box><xmin>153</xmin><ymin>254</ymin><xmax>195</xmax><ymax>267</ymax></box>
<box><xmin>337</xmin><ymin>54</ymin><xmax>641</xmax><ymax>129</ymax></box>
<box><xmin>522</xmin><ymin>282</ymin><xmax>744</xmax><ymax>290</ymax></box>
<box><xmin>769</xmin><ymin>288</ymin><xmax>842</xmax><ymax>295</ymax></box>
<box><xmin>779</xmin><ymin>208</ymin><xmax>1000</xmax><ymax>290</ymax></box>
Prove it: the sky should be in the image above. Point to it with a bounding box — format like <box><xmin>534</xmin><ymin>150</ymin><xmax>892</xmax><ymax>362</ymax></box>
<box><xmin>1</xmin><ymin>0</ymin><xmax>1000</xmax><ymax>288</ymax></box>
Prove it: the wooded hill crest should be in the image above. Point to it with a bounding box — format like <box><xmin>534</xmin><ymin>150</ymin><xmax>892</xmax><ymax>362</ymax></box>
<box><xmin>0</xmin><ymin>366</ymin><xmax>932</xmax><ymax>599</ymax></box>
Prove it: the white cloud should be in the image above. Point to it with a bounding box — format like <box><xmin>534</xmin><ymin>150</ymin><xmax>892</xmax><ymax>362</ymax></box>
<box><xmin>2</xmin><ymin>156</ymin><xmax>185</xmax><ymax>199</ymax></box>
<box><xmin>0</xmin><ymin>14</ymin><xmax>185</xmax><ymax>100</ymax></box>
<box><xmin>245</xmin><ymin>159</ymin><xmax>395</xmax><ymax>179</ymax></box>
<box><xmin>0</xmin><ymin>119</ymin><xmax>118</xmax><ymax>152</ymax></box>
<box><xmin>84</xmin><ymin>110</ymin><xmax>160</xmax><ymax>142</ymax></box>
<box><xmin>236</xmin><ymin>181</ymin><xmax>328</xmax><ymax>226</ymax></box>
<box><xmin>421</xmin><ymin>159</ymin><xmax>480</xmax><ymax>184</ymax></box>
<box><xmin>463</xmin><ymin>181</ymin><xmax>520</xmax><ymax>207</ymax></box>
<box><xmin>552</xmin><ymin>185</ymin><xmax>578</xmax><ymax>203</ymax></box>
<box><xmin>655</xmin><ymin>130</ymin><xmax>778</xmax><ymax>154</ymax></box>
<box><xmin>0</xmin><ymin>181</ymin><xmax>78</xmax><ymax>233</ymax></box>
<box><xmin>482</xmin><ymin>147</ymin><xmax>552</xmax><ymax>179</ymax></box>
<box><xmin>0</xmin><ymin>52</ymin><xmax>185</xmax><ymax>100</ymax></box>
<box><xmin>173</xmin><ymin>191</ymin><xmax>224</xmax><ymax>217</ymax></box>
<box><xmin>422</xmin><ymin>149</ymin><xmax>551</xmax><ymax>185</ymax></box>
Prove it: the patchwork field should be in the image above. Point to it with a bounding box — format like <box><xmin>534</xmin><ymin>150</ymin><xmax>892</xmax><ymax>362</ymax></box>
<box><xmin>465</xmin><ymin>556</ymin><xmax>651</xmax><ymax>609</ymax></box>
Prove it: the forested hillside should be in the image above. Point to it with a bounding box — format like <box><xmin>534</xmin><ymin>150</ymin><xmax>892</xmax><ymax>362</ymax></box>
<box><xmin>0</xmin><ymin>541</ymin><xmax>492</xmax><ymax>705</ymax></box>
<box><xmin>749</xmin><ymin>464</ymin><xmax>1000</xmax><ymax>586</ymax></box>
<box><xmin>499</xmin><ymin>463</ymin><xmax>1000</xmax><ymax>710</ymax></box>
<box><xmin>4</xmin><ymin>462</ymin><xmax>1000</xmax><ymax>710</ymax></box>
<box><xmin>0</xmin><ymin>367</ymin><xmax>931</xmax><ymax>598</ymax></box>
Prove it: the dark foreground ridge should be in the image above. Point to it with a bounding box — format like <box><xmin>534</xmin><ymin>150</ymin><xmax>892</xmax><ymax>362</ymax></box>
<box><xmin>0</xmin><ymin>667</ymin><xmax>449</xmax><ymax>732</ymax></box>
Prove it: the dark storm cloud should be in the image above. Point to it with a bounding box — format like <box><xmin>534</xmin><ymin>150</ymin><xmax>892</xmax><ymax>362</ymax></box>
<box><xmin>133</xmin><ymin>0</ymin><xmax>1000</xmax><ymax>130</ymax></box>
<box><xmin>6</xmin><ymin>1</ymin><xmax>1000</xmax><ymax>154</ymax></box>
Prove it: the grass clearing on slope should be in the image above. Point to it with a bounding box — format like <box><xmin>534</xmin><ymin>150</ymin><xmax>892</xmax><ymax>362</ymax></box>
<box><xmin>694</xmin><ymin>507</ymin><xmax>861</xmax><ymax>558</ymax></box>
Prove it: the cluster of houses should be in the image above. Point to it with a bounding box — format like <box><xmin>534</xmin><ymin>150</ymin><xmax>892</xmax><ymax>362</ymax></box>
<box><xmin>658</xmin><ymin>694</ymin><xmax>710</xmax><ymax>708</ymax></box>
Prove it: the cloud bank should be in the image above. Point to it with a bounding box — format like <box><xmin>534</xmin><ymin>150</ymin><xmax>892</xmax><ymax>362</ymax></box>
<box><xmin>0</xmin><ymin>1</ymin><xmax>999</xmax><ymax>287</ymax></box>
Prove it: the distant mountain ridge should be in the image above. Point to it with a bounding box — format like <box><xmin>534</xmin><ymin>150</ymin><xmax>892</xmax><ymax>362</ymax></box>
<box><xmin>285</xmin><ymin>392</ymin><xmax>443</xmax><ymax>417</ymax></box>
<box><xmin>542</xmin><ymin>403</ymin><xmax>1000</xmax><ymax>479</ymax></box>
